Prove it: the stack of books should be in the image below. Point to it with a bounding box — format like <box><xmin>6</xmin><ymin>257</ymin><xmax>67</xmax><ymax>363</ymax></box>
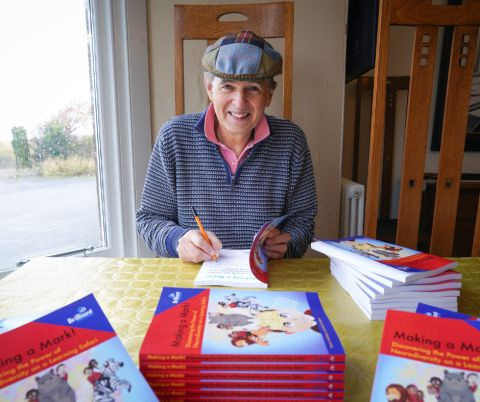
<box><xmin>140</xmin><ymin>287</ymin><xmax>346</xmax><ymax>400</ymax></box>
<box><xmin>0</xmin><ymin>294</ymin><xmax>158</xmax><ymax>401</ymax></box>
<box><xmin>311</xmin><ymin>236</ymin><xmax>461</xmax><ymax>320</ymax></box>
<box><xmin>370</xmin><ymin>303</ymin><xmax>479</xmax><ymax>400</ymax></box>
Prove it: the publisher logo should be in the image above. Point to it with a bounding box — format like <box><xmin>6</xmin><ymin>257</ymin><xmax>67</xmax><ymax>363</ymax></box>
<box><xmin>168</xmin><ymin>291</ymin><xmax>182</xmax><ymax>304</ymax></box>
<box><xmin>67</xmin><ymin>306</ymin><xmax>93</xmax><ymax>324</ymax></box>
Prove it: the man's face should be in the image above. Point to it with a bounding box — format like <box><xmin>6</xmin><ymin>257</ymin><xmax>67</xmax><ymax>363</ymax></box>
<box><xmin>205</xmin><ymin>77</ymin><xmax>272</xmax><ymax>140</ymax></box>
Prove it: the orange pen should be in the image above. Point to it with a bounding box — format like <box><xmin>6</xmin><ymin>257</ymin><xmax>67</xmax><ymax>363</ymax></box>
<box><xmin>191</xmin><ymin>206</ymin><xmax>217</xmax><ymax>261</ymax></box>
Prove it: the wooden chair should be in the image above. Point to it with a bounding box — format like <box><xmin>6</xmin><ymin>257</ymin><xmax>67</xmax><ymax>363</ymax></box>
<box><xmin>174</xmin><ymin>2</ymin><xmax>294</xmax><ymax>119</ymax></box>
<box><xmin>365</xmin><ymin>0</ymin><xmax>480</xmax><ymax>256</ymax></box>
<box><xmin>352</xmin><ymin>75</ymin><xmax>409</xmax><ymax>219</ymax></box>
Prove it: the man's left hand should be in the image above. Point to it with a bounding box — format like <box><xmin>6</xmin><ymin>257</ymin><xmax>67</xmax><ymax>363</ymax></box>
<box><xmin>263</xmin><ymin>227</ymin><xmax>291</xmax><ymax>259</ymax></box>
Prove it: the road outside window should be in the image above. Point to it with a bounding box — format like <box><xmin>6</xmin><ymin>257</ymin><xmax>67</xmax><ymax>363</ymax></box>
<box><xmin>0</xmin><ymin>0</ymin><xmax>104</xmax><ymax>270</ymax></box>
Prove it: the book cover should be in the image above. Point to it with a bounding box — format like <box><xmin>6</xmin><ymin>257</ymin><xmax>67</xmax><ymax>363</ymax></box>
<box><xmin>312</xmin><ymin>236</ymin><xmax>457</xmax><ymax>283</ymax></box>
<box><xmin>142</xmin><ymin>369</ymin><xmax>344</xmax><ymax>381</ymax></box>
<box><xmin>0</xmin><ymin>294</ymin><xmax>158</xmax><ymax>402</ymax></box>
<box><xmin>370</xmin><ymin>310</ymin><xmax>480</xmax><ymax>401</ymax></box>
<box><xmin>416</xmin><ymin>303</ymin><xmax>479</xmax><ymax>321</ymax></box>
<box><xmin>139</xmin><ymin>287</ymin><xmax>345</xmax><ymax>363</ymax></box>
<box><xmin>194</xmin><ymin>215</ymin><xmax>288</xmax><ymax>289</ymax></box>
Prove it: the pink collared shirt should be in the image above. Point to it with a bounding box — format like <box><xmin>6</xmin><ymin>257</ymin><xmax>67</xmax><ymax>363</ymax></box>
<box><xmin>204</xmin><ymin>103</ymin><xmax>270</xmax><ymax>173</ymax></box>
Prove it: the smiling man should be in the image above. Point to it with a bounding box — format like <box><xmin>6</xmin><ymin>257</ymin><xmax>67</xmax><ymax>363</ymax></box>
<box><xmin>136</xmin><ymin>30</ymin><xmax>317</xmax><ymax>263</ymax></box>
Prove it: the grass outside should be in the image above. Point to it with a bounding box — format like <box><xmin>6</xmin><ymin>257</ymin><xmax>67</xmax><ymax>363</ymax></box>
<box><xmin>0</xmin><ymin>141</ymin><xmax>95</xmax><ymax>178</ymax></box>
<box><xmin>0</xmin><ymin>141</ymin><xmax>14</xmax><ymax>169</ymax></box>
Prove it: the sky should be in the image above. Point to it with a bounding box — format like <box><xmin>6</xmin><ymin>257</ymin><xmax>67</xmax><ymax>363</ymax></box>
<box><xmin>0</xmin><ymin>0</ymin><xmax>91</xmax><ymax>143</ymax></box>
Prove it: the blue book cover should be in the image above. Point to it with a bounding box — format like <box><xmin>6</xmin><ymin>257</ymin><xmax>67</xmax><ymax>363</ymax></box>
<box><xmin>140</xmin><ymin>288</ymin><xmax>345</xmax><ymax>363</ymax></box>
<box><xmin>416</xmin><ymin>303</ymin><xmax>480</xmax><ymax>323</ymax></box>
<box><xmin>0</xmin><ymin>294</ymin><xmax>158</xmax><ymax>402</ymax></box>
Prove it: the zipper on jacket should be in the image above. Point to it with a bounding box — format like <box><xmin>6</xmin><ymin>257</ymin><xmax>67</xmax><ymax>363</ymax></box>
<box><xmin>218</xmin><ymin>144</ymin><xmax>257</xmax><ymax>191</ymax></box>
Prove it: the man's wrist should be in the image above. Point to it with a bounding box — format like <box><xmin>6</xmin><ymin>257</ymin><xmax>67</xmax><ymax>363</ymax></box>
<box><xmin>165</xmin><ymin>227</ymin><xmax>188</xmax><ymax>257</ymax></box>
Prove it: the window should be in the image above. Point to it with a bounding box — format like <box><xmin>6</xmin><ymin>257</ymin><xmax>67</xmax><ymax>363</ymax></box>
<box><xmin>0</xmin><ymin>0</ymin><xmax>153</xmax><ymax>273</ymax></box>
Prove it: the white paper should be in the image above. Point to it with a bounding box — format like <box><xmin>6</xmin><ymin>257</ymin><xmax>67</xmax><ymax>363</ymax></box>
<box><xmin>194</xmin><ymin>249</ymin><xmax>266</xmax><ymax>288</ymax></box>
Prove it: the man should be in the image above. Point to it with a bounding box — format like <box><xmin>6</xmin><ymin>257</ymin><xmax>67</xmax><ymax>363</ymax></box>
<box><xmin>136</xmin><ymin>30</ymin><xmax>317</xmax><ymax>263</ymax></box>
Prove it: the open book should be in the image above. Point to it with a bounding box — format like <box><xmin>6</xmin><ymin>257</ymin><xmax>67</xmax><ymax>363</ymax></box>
<box><xmin>194</xmin><ymin>215</ymin><xmax>288</xmax><ymax>289</ymax></box>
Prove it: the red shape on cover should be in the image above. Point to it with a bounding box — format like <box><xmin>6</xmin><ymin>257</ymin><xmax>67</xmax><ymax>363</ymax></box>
<box><xmin>385</xmin><ymin>253</ymin><xmax>453</xmax><ymax>270</ymax></box>
<box><xmin>380</xmin><ymin>310</ymin><xmax>480</xmax><ymax>363</ymax></box>
<box><xmin>140</xmin><ymin>290</ymin><xmax>208</xmax><ymax>356</ymax></box>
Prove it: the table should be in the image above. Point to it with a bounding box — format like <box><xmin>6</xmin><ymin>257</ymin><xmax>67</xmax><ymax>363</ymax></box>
<box><xmin>1</xmin><ymin>257</ymin><xmax>479</xmax><ymax>401</ymax></box>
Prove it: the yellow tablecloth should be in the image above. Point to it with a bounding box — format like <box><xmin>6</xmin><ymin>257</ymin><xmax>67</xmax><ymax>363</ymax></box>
<box><xmin>1</xmin><ymin>257</ymin><xmax>479</xmax><ymax>401</ymax></box>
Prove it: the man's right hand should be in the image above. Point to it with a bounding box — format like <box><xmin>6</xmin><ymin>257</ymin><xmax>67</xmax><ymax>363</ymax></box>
<box><xmin>177</xmin><ymin>230</ymin><xmax>222</xmax><ymax>263</ymax></box>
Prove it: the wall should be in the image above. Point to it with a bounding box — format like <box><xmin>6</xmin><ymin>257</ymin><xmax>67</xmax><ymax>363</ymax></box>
<box><xmin>147</xmin><ymin>0</ymin><xmax>348</xmax><ymax>246</ymax></box>
<box><xmin>342</xmin><ymin>26</ymin><xmax>480</xmax><ymax>218</ymax></box>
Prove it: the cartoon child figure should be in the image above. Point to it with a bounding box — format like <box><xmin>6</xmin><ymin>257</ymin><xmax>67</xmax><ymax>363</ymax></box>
<box><xmin>467</xmin><ymin>373</ymin><xmax>479</xmax><ymax>393</ymax></box>
<box><xmin>25</xmin><ymin>389</ymin><xmax>39</xmax><ymax>402</ymax></box>
<box><xmin>373</xmin><ymin>245</ymin><xmax>402</xmax><ymax>258</ymax></box>
<box><xmin>208</xmin><ymin>312</ymin><xmax>253</xmax><ymax>330</ymax></box>
<box><xmin>385</xmin><ymin>384</ymin><xmax>408</xmax><ymax>402</ymax></box>
<box><xmin>229</xmin><ymin>327</ymin><xmax>270</xmax><ymax>347</ymax></box>
<box><xmin>254</xmin><ymin>308</ymin><xmax>317</xmax><ymax>334</ymax></box>
<box><xmin>427</xmin><ymin>376</ymin><xmax>442</xmax><ymax>398</ymax></box>
<box><xmin>342</xmin><ymin>239</ymin><xmax>403</xmax><ymax>259</ymax></box>
<box><xmin>88</xmin><ymin>359</ymin><xmax>99</xmax><ymax>370</ymax></box>
<box><xmin>218</xmin><ymin>295</ymin><xmax>269</xmax><ymax>312</ymax></box>
<box><xmin>406</xmin><ymin>384</ymin><xmax>420</xmax><ymax>402</ymax></box>
<box><xmin>56</xmin><ymin>363</ymin><xmax>68</xmax><ymax>381</ymax></box>
<box><xmin>83</xmin><ymin>367</ymin><xmax>101</xmax><ymax>388</ymax></box>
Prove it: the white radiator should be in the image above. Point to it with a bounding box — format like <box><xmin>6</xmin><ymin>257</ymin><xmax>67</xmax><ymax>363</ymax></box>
<box><xmin>340</xmin><ymin>178</ymin><xmax>365</xmax><ymax>237</ymax></box>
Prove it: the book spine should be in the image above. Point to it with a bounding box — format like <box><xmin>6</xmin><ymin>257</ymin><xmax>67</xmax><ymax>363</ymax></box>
<box><xmin>139</xmin><ymin>353</ymin><xmax>345</xmax><ymax>363</ymax></box>
<box><xmin>159</xmin><ymin>399</ymin><xmax>339</xmax><ymax>402</ymax></box>
<box><xmin>140</xmin><ymin>362</ymin><xmax>345</xmax><ymax>372</ymax></box>
<box><xmin>153</xmin><ymin>388</ymin><xmax>344</xmax><ymax>399</ymax></box>
<box><xmin>141</xmin><ymin>370</ymin><xmax>345</xmax><ymax>381</ymax></box>
<box><xmin>148</xmin><ymin>380</ymin><xmax>344</xmax><ymax>390</ymax></box>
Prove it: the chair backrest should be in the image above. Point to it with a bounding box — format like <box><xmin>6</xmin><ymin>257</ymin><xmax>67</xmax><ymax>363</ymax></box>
<box><xmin>174</xmin><ymin>2</ymin><xmax>294</xmax><ymax>119</ymax></box>
<box><xmin>365</xmin><ymin>0</ymin><xmax>480</xmax><ymax>256</ymax></box>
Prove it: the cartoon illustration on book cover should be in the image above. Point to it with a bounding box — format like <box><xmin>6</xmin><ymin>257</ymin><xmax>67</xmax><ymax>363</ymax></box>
<box><xmin>381</xmin><ymin>368</ymin><xmax>478</xmax><ymax>401</ymax></box>
<box><xmin>0</xmin><ymin>341</ymin><xmax>145</xmax><ymax>401</ymax></box>
<box><xmin>202</xmin><ymin>290</ymin><xmax>329</xmax><ymax>355</ymax></box>
<box><xmin>331</xmin><ymin>237</ymin><xmax>417</xmax><ymax>261</ymax></box>
<box><xmin>0</xmin><ymin>294</ymin><xmax>157</xmax><ymax>402</ymax></box>
<box><xmin>140</xmin><ymin>288</ymin><xmax>344</xmax><ymax>362</ymax></box>
<box><xmin>371</xmin><ymin>310</ymin><xmax>480</xmax><ymax>402</ymax></box>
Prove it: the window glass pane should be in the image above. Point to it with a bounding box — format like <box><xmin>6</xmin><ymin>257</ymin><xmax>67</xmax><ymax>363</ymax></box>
<box><xmin>0</xmin><ymin>0</ymin><xmax>104</xmax><ymax>269</ymax></box>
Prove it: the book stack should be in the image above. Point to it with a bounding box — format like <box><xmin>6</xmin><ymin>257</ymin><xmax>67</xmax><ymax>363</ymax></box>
<box><xmin>370</xmin><ymin>304</ymin><xmax>479</xmax><ymax>401</ymax></box>
<box><xmin>0</xmin><ymin>294</ymin><xmax>158</xmax><ymax>401</ymax></box>
<box><xmin>139</xmin><ymin>287</ymin><xmax>346</xmax><ymax>401</ymax></box>
<box><xmin>311</xmin><ymin>236</ymin><xmax>461</xmax><ymax>320</ymax></box>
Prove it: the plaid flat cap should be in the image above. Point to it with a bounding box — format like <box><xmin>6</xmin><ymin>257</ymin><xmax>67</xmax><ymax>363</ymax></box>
<box><xmin>202</xmin><ymin>30</ymin><xmax>283</xmax><ymax>81</ymax></box>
